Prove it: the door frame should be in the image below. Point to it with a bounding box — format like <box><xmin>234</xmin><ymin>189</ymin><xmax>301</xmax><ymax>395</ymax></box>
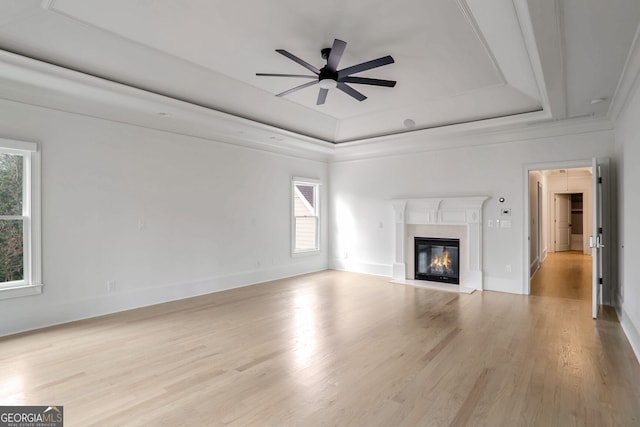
<box><xmin>537</xmin><ymin>182</ymin><xmax>543</xmax><ymax>263</ymax></box>
<box><xmin>522</xmin><ymin>159</ymin><xmax>593</xmax><ymax>295</ymax></box>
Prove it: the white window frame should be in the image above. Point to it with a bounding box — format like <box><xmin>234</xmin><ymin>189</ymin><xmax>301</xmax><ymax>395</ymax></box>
<box><xmin>292</xmin><ymin>177</ymin><xmax>320</xmax><ymax>255</ymax></box>
<box><xmin>0</xmin><ymin>138</ymin><xmax>43</xmax><ymax>300</ymax></box>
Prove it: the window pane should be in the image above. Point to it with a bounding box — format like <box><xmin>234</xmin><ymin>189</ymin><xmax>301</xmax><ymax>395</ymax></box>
<box><xmin>0</xmin><ymin>219</ymin><xmax>24</xmax><ymax>283</ymax></box>
<box><xmin>295</xmin><ymin>217</ymin><xmax>317</xmax><ymax>251</ymax></box>
<box><xmin>0</xmin><ymin>153</ymin><xmax>23</xmax><ymax>215</ymax></box>
<box><xmin>294</xmin><ymin>184</ymin><xmax>315</xmax><ymax>216</ymax></box>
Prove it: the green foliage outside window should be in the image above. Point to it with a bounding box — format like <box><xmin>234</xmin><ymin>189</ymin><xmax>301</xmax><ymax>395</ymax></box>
<box><xmin>0</xmin><ymin>153</ymin><xmax>24</xmax><ymax>283</ymax></box>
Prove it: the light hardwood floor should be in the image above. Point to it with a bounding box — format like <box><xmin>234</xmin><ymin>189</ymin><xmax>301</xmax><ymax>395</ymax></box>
<box><xmin>1</xmin><ymin>270</ymin><xmax>639</xmax><ymax>426</ymax></box>
<box><xmin>531</xmin><ymin>251</ymin><xmax>592</xmax><ymax>301</ymax></box>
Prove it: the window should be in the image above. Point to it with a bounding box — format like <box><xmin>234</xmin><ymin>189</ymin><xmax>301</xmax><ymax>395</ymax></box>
<box><xmin>292</xmin><ymin>178</ymin><xmax>320</xmax><ymax>254</ymax></box>
<box><xmin>0</xmin><ymin>139</ymin><xmax>42</xmax><ymax>299</ymax></box>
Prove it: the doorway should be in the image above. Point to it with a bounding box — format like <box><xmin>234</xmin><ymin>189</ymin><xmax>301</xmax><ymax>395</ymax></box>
<box><xmin>554</xmin><ymin>192</ymin><xmax>585</xmax><ymax>253</ymax></box>
<box><xmin>526</xmin><ymin>166</ymin><xmax>593</xmax><ymax>302</ymax></box>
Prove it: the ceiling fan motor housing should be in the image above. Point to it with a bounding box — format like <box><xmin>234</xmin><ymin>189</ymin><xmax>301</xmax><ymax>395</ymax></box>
<box><xmin>319</xmin><ymin>66</ymin><xmax>338</xmax><ymax>82</ymax></box>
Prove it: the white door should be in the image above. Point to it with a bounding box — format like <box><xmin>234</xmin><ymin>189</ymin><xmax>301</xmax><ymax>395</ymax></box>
<box><xmin>591</xmin><ymin>158</ymin><xmax>605</xmax><ymax>319</ymax></box>
<box><xmin>555</xmin><ymin>194</ymin><xmax>572</xmax><ymax>252</ymax></box>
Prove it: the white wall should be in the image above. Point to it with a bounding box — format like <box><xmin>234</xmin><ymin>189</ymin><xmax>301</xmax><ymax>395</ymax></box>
<box><xmin>0</xmin><ymin>99</ymin><xmax>329</xmax><ymax>336</ymax></box>
<box><xmin>615</xmin><ymin>75</ymin><xmax>640</xmax><ymax>361</ymax></box>
<box><xmin>329</xmin><ymin>131</ymin><xmax>614</xmax><ymax>294</ymax></box>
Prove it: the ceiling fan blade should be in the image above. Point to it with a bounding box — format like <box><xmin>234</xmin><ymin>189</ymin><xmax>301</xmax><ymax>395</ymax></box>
<box><xmin>340</xmin><ymin>76</ymin><xmax>396</xmax><ymax>87</ymax></box>
<box><xmin>317</xmin><ymin>88</ymin><xmax>329</xmax><ymax>105</ymax></box>
<box><xmin>276</xmin><ymin>49</ymin><xmax>320</xmax><ymax>74</ymax></box>
<box><xmin>276</xmin><ymin>80</ymin><xmax>319</xmax><ymax>97</ymax></box>
<box><xmin>327</xmin><ymin>39</ymin><xmax>347</xmax><ymax>71</ymax></box>
<box><xmin>256</xmin><ymin>73</ymin><xmax>318</xmax><ymax>79</ymax></box>
<box><xmin>337</xmin><ymin>55</ymin><xmax>395</xmax><ymax>79</ymax></box>
<box><xmin>337</xmin><ymin>82</ymin><xmax>367</xmax><ymax>102</ymax></box>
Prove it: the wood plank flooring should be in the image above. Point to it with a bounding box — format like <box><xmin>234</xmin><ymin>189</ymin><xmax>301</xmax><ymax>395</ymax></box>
<box><xmin>1</xmin><ymin>270</ymin><xmax>639</xmax><ymax>426</ymax></box>
<box><xmin>531</xmin><ymin>251</ymin><xmax>592</xmax><ymax>300</ymax></box>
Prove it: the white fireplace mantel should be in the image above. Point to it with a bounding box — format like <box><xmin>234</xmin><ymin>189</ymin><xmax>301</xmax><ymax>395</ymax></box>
<box><xmin>391</xmin><ymin>196</ymin><xmax>488</xmax><ymax>290</ymax></box>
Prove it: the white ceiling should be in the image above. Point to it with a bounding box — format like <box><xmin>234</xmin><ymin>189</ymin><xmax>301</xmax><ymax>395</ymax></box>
<box><xmin>0</xmin><ymin>0</ymin><xmax>638</xmax><ymax>144</ymax></box>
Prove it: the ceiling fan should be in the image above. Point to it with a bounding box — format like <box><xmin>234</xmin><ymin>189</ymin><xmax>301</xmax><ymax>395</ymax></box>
<box><xmin>257</xmin><ymin>38</ymin><xmax>396</xmax><ymax>105</ymax></box>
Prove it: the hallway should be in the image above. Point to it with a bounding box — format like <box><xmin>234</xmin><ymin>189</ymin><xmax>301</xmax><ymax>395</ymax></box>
<box><xmin>530</xmin><ymin>251</ymin><xmax>592</xmax><ymax>301</ymax></box>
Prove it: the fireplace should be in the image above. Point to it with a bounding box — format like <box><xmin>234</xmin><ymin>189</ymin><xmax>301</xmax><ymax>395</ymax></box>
<box><xmin>392</xmin><ymin>197</ymin><xmax>487</xmax><ymax>290</ymax></box>
<box><xmin>414</xmin><ymin>237</ymin><xmax>460</xmax><ymax>284</ymax></box>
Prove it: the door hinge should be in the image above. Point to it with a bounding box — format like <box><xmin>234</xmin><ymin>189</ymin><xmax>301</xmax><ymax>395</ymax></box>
<box><xmin>598</xmin><ymin>177</ymin><xmax>602</xmax><ymax>184</ymax></box>
<box><xmin>599</xmin><ymin>278</ymin><xmax>603</xmax><ymax>284</ymax></box>
<box><xmin>599</xmin><ymin>227</ymin><xmax>603</xmax><ymax>234</ymax></box>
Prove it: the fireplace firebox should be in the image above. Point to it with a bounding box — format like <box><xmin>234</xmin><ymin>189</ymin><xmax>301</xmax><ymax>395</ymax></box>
<box><xmin>414</xmin><ymin>237</ymin><xmax>460</xmax><ymax>284</ymax></box>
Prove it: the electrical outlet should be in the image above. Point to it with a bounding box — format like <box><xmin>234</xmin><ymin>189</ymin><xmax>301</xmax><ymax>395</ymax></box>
<box><xmin>506</xmin><ymin>264</ymin><xmax>512</xmax><ymax>273</ymax></box>
<box><xmin>107</xmin><ymin>280</ymin><xmax>116</xmax><ymax>292</ymax></box>
<box><xmin>488</xmin><ymin>220</ymin><xmax>494</xmax><ymax>228</ymax></box>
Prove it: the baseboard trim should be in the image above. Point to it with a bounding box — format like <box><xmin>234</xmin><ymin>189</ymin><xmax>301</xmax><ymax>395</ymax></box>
<box><xmin>329</xmin><ymin>258</ymin><xmax>393</xmax><ymax>277</ymax></box>
<box><xmin>617</xmin><ymin>305</ymin><xmax>640</xmax><ymax>365</ymax></box>
<box><xmin>530</xmin><ymin>256</ymin><xmax>539</xmax><ymax>277</ymax></box>
<box><xmin>1</xmin><ymin>259</ymin><xmax>327</xmax><ymax>337</ymax></box>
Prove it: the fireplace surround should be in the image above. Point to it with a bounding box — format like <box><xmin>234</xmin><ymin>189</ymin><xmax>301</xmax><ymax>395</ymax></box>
<box><xmin>391</xmin><ymin>197</ymin><xmax>488</xmax><ymax>290</ymax></box>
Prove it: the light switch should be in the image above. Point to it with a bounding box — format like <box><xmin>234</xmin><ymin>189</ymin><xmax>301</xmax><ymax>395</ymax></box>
<box><xmin>488</xmin><ymin>219</ymin><xmax>494</xmax><ymax>228</ymax></box>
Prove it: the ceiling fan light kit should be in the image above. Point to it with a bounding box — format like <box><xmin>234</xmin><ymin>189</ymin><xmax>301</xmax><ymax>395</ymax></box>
<box><xmin>256</xmin><ymin>38</ymin><xmax>396</xmax><ymax>105</ymax></box>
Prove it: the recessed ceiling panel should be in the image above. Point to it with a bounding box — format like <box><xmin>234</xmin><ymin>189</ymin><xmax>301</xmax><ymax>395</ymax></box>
<box><xmin>49</xmin><ymin>0</ymin><xmax>505</xmax><ymax>119</ymax></box>
<box><xmin>0</xmin><ymin>0</ymin><xmax>559</xmax><ymax>143</ymax></box>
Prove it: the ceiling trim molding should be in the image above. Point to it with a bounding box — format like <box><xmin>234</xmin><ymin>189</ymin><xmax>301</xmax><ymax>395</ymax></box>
<box><xmin>609</xmin><ymin>22</ymin><xmax>640</xmax><ymax>122</ymax></box>
<box><xmin>330</xmin><ymin>115</ymin><xmax>613</xmax><ymax>163</ymax></box>
<box><xmin>40</xmin><ymin>0</ymin><xmax>56</xmax><ymax>10</ymax></box>
<box><xmin>511</xmin><ymin>0</ymin><xmax>553</xmax><ymax>117</ymax></box>
<box><xmin>456</xmin><ymin>0</ymin><xmax>506</xmax><ymax>85</ymax></box>
<box><xmin>519</xmin><ymin>0</ymin><xmax>567</xmax><ymax>119</ymax></box>
<box><xmin>0</xmin><ymin>49</ymin><xmax>334</xmax><ymax>161</ymax></box>
<box><xmin>554</xmin><ymin>0</ymin><xmax>568</xmax><ymax>118</ymax></box>
<box><xmin>0</xmin><ymin>48</ymin><xmax>615</xmax><ymax>165</ymax></box>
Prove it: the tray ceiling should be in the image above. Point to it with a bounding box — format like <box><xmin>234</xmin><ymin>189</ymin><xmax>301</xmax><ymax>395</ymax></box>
<box><xmin>0</xmin><ymin>0</ymin><xmax>638</xmax><ymax>144</ymax></box>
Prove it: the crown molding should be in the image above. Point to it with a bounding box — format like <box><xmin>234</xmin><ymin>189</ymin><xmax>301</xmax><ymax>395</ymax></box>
<box><xmin>331</xmin><ymin>113</ymin><xmax>613</xmax><ymax>162</ymax></box>
<box><xmin>0</xmin><ymin>49</ymin><xmax>615</xmax><ymax>165</ymax></box>
<box><xmin>0</xmin><ymin>50</ymin><xmax>334</xmax><ymax>162</ymax></box>
<box><xmin>609</xmin><ymin>22</ymin><xmax>640</xmax><ymax>122</ymax></box>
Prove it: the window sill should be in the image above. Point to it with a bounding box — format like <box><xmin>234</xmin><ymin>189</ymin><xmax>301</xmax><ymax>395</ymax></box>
<box><xmin>292</xmin><ymin>249</ymin><xmax>320</xmax><ymax>258</ymax></box>
<box><xmin>0</xmin><ymin>283</ymin><xmax>43</xmax><ymax>300</ymax></box>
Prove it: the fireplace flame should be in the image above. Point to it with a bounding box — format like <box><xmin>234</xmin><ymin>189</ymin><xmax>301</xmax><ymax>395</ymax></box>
<box><xmin>430</xmin><ymin>250</ymin><xmax>452</xmax><ymax>271</ymax></box>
